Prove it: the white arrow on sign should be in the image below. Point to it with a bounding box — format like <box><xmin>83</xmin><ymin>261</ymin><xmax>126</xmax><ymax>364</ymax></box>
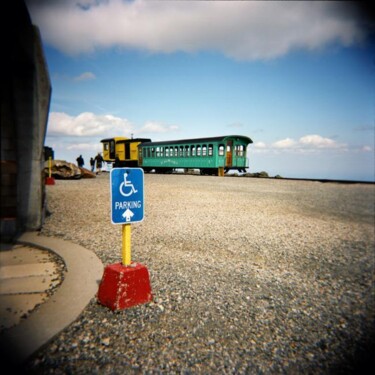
<box><xmin>122</xmin><ymin>208</ymin><xmax>134</xmax><ymax>222</ymax></box>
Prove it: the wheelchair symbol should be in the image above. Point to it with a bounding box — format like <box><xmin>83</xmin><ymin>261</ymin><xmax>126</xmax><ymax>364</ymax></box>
<box><xmin>119</xmin><ymin>172</ymin><xmax>138</xmax><ymax>197</ymax></box>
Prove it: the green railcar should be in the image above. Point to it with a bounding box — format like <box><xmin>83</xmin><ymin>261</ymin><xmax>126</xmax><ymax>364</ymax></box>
<box><xmin>138</xmin><ymin>135</ymin><xmax>252</xmax><ymax>175</ymax></box>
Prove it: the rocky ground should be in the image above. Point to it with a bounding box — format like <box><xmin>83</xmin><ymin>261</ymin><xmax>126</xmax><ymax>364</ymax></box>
<box><xmin>26</xmin><ymin>173</ymin><xmax>374</xmax><ymax>374</ymax></box>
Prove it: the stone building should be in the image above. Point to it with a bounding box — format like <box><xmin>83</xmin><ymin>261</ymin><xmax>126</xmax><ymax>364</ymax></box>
<box><xmin>1</xmin><ymin>1</ymin><xmax>51</xmax><ymax>240</ymax></box>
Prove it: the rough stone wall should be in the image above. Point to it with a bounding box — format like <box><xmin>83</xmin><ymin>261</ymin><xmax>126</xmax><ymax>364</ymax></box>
<box><xmin>0</xmin><ymin>1</ymin><xmax>51</xmax><ymax>239</ymax></box>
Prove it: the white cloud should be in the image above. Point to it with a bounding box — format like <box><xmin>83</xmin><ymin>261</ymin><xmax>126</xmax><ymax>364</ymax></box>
<box><xmin>254</xmin><ymin>141</ymin><xmax>267</xmax><ymax>149</ymax></box>
<box><xmin>361</xmin><ymin>145</ymin><xmax>372</xmax><ymax>152</ymax></box>
<box><xmin>252</xmin><ymin>142</ymin><xmax>268</xmax><ymax>153</ymax></box>
<box><xmin>47</xmin><ymin>112</ymin><xmax>134</xmax><ymax>137</ymax></box>
<box><xmin>67</xmin><ymin>142</ymin><xmax>100</xmax><ymax>151</ymax></box>
<box><xmin>26</xmin><ymin>0</ymin><xmax>366</xmax><ymax>60</ymax></box>
<box><xmin>273</xmin><ymin>138</ymin><xmax>296</xmax><ymax>149</ymax></box>
<box><xmin>47</xmin><ymin>112</ymin><xmax>180</xmax><ymax>139</ymax></box>
<box><xmin>74</xmin><ymin>72</ymin><xmax>96</xmax><ymax>81</ymax></box>
<box><xmin>299</xmin><ymin>134</ymin><xmax>340</xmax><ymax>148</ymax></box>
<box><xmin>228</xmin><ymin>122</ymin><xmax>244</xmax><ymax>129</ymax></box>
<box><xmin>45</xmin><ymin>111</ymin><xmax>181</xmax><ymax>162</ymax></box>
<box><xmin>252</xmin><ymin>134</ymin><xmax>347</xmax><ymax>154</ymax></box>
<box><xmin>139</xmin><ymin>121</ymin><xmax>179</xmax><ymax>134</ymax></box>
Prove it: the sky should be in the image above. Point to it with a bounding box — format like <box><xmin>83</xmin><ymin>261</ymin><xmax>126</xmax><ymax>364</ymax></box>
<box><xmin>25</xmin><ymin>0</ymin><xmax>375</xmax><ymax>181</ymax></box>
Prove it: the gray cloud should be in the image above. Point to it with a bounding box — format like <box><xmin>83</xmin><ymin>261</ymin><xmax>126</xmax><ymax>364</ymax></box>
<box><xmin>26</xmin><ymin>0</ymin><xmax>368</xmax><ymax>60</ymax></box>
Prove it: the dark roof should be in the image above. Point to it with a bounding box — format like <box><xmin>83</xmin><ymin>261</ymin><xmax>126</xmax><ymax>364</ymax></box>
<box><xmin>100</xmin><ymin>137</ymin><xmax>127</xmax><ymax>143</ymax></box>
<box><xmin>100</xmin><ymin>137</ymin><xmax>151</xmax><ymax>143</ymax></box>
<box><xmin>116</xmin><ymin>138</ymin><xmax>151</xmax><ymax>144</ymax></box>
<box><xmin>140</xmin><ymin>135</ymin><xmax>253</xmax><ymax>147</ymax></box>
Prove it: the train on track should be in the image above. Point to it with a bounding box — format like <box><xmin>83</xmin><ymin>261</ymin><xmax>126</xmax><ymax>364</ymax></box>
<box><xmin>101</xmin><ymin>135</ymin><xmax>253</xmax><ymax>175</ymax></box>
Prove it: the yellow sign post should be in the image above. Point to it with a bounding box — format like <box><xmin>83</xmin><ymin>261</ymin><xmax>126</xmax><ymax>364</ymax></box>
<box><xmin>48</xmin><ymin>156</ymin><xmax>52</xmax><ymax>178</ymax></box>
<box><xmin>122</xmin><ymin>224</ymin><xmax>131</xmax><ymax>266</ymax></box>
<box><xmin>98</xmin><ymin>167</ymin><xmax>152</xmax><ymax>310</ymax></box>
<box><xmin>45</xmin><ymin>156</ymin><xmax>55</xmax><ymax>185</ymax></box>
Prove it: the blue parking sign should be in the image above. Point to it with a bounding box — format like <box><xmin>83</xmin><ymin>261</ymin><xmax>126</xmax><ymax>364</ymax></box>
<box><xmin>110</xmin><ymin>168</ymin><xmax>144</xmax><ymax>224</ymax></box>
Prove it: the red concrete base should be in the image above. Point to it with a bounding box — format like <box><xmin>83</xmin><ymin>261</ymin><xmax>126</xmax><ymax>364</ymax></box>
<box><xmin>97</xmin><ymin>262</ymin><xmax>152</xmax><ymax>310</ymax></box>
<box><xmin>45</xmin><ymin>177</ymin><xmax>55</xmax><ymax>185</ymax></box>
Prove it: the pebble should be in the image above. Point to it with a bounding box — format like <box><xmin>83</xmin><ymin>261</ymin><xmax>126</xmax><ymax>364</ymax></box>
<box><xmin>101</xmin><ymin>338</ymin><xmax>110</xmax><ymax>347</ymax></box>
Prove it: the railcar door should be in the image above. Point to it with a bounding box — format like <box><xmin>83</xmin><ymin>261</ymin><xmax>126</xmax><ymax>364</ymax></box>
<box><xmin>138</xmin><ymin>147</ymin><xmax>143</xmax><ymax>166</ymax></box>
<box><xmin>125</xmin><ymin>143</ymin><xmax>130</xmax><ymax>160</ymax></box>
<box><xmin>226</xmin><ymin>141</ymin><xmax>233</xmax><ymax>167</ymax></box>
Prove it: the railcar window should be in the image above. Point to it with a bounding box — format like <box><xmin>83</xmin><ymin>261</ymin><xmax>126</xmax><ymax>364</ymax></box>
<box><xmin>104</xmin><ymin>143</ymin><xmax>109</xmax><ymax>151</ymax></box>
<box><xmin>151</xmin><ymin>147</ymin><xmax>155</xmax><ymax>157</ymax></box>
<box><xmin>156</xmin><ymin>147</ymin><xmax>160</xmax><ymax>157</ymax></box>
<box><xmin>202</xmin><ymin>145</ymin><xmax>207</xmax><ymax>156</ymax></box>
<box><xmin>219</xmin><ymin>145</ymin><xmax>225</xmax><ymax>156</ymax></box>
<box><xmin>147</xmin><ymin>148</ymin><xmax>151</xmax><ymax>158</ymax></box>
<box><xmin>160</xmin><ymin>147</ymin><xmax>164</xmax><ymax>157</ymax></box>
<box><xmin>237</xmin><ymin>145</ymin><xmax>244</xmax><ymax>157</ymax></box>
<box><xmin>166</xmin><ymin>147</ymin><xmax>169</xmax><ymax>157</ymax></box>
<box><xmin>185</xmin><ymin>145</ymin><xmax>190</xmax><ymax>157</ymax></box>
<box><xmin>110</xmin><ymin>141</ymin><xmax>115</xmax><ymax>153</ymax></box>
<box><xmin>208</xmin><ymin>144</ymin><xmax>213</xmax><ymax>156</ymax></box>
<box><xmin>179</xmin><ymin>146</ymin><xmax>183</xmax><ymax>157</ymax></box>
<box><xmin>191</xmin><ymin>146</ymin><xmax>196</xmax><ymax>156</ymax></box>
<box><xmin>197</xmin><ymin>145</ymin><xmax>201</xmax><ymax>156</ymax></box>
<box><xmin>174</xmin><ymin>147</ymin><xmax>178</xmax><ymax>157</ymax></box>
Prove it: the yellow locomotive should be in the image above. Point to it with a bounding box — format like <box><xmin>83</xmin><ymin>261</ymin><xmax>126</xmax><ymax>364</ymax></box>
<box><xmin>101</xmin><ymin>137</ymin><xmax>151</xmax><ymax>167</ymax></box>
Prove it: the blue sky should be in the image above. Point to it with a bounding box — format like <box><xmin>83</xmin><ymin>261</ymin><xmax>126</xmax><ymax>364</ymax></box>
<box><xmin>26</xmin><ymin>0</ymin><xmax>374</xmax><ymax>181</ymax></box>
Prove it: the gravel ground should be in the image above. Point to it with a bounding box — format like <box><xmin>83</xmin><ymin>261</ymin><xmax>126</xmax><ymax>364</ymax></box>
<box><xmin>26</xmin><ymin>173</ymin><xmax>374</xmax><ymax>374</ymax></box>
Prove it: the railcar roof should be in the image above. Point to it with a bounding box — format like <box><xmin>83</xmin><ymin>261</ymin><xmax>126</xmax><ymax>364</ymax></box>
<box><xmin>100</xmin><ymin>137</ymin><xmax>151</xmax><ymax>143</ymax></box>
<box><xmin>140</xmin><ymin>135</ymin><xmax>253</xmax><ymax>147</ymax></box>
<box><xmin>100</xmin><ymin>137</ymin><xmax>128</xmax><ymax>142</ymax></box>
<box><xmin>116</xmin><ymin>138</ymin><xmax>151</xmax><ymax>144</ymax></box>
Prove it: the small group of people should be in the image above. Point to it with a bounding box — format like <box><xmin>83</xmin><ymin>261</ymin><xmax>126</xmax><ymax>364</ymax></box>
<box><xmin>77</xmin><ymin>153</ymin><xmax>104</xmax><ymax>175</ymax></box>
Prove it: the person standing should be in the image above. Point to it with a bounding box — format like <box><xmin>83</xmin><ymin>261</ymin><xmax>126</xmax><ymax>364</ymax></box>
<box><xmin>90</xmin><ymin>157</ymin><xmax>95</xmax><ymax>172</ymax></box>
<box><xmin>95</xmin><ymin>152</ymin><xmax>104</xmax><ymax>175</ymax></box>
<box><xmin>76</xmin><ymin>155</ymin><xmax>84</xmax><ymax>168</ymax></box>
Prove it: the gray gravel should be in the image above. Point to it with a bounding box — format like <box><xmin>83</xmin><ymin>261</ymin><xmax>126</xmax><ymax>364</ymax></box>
<box><xmin>27</xmin><ymin>173</ymin><xmax>374</xmax><ymax>374</ymax></box>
